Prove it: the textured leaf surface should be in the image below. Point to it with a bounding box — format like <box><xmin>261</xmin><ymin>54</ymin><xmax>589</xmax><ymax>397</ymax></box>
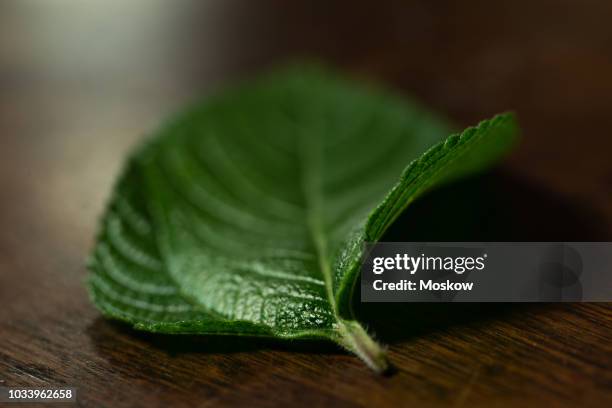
<box><xmin>87</xmin><ymin>68</ymin><xmax>518</xmax><ymax>371</ymax></box>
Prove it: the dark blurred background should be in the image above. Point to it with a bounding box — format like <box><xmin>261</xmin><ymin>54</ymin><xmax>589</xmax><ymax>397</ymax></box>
<box><xmin>1</xmin><ymin>1</ymin><xmax>611</xmax><ymax>247</ymax></box>
<box><xmin>1</xmin><ymin>1</ymin><xmax>611</xmax><ymax>407</ymax></box>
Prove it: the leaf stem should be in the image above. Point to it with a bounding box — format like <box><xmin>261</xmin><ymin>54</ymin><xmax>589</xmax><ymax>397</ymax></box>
<box><xmin>338</xmin><ymin>320</ymin><xmax>389</xmax><ymax>374</ymax></box>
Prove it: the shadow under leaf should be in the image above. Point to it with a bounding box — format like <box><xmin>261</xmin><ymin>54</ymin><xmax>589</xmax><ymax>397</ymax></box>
<box><xmin>87</xmin><ymin>318</ymin><xmax>342</xmax><ymax>357</ymax></box>
<box><xmin>356</xmin><ymin>170</ymin><xmax>610</xmax><ymax>342</ymax></box>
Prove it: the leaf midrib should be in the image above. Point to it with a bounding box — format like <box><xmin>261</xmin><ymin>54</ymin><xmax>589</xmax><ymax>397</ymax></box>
<box><xmin>296</xmin><ymin>127</ymin><xmax>338</xmax><ymax>319</ymax></box>
<box><xmin>295</xmin><ymin>124</ymin><xmax>387</xmax><ymax>374</ymax></box>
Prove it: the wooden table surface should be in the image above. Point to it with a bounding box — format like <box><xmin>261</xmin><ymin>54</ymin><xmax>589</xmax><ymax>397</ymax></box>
<box><xmin>1</xmin><ymin>1</ymin><xmax>611</xmax><ymax>406</ymax></box>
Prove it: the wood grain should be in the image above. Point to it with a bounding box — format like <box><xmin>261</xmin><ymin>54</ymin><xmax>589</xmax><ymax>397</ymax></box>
<box><xmin>1</xmin><ymin>1</ymin><xmax>611</xmax><ymax>406</ymax></box>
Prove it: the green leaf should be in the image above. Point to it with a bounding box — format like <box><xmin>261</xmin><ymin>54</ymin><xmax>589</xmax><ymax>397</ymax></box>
<box><xmin>87</xmin><ymin>67</ymin><xmax>518</xmax><ymax>373</ymax></box>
